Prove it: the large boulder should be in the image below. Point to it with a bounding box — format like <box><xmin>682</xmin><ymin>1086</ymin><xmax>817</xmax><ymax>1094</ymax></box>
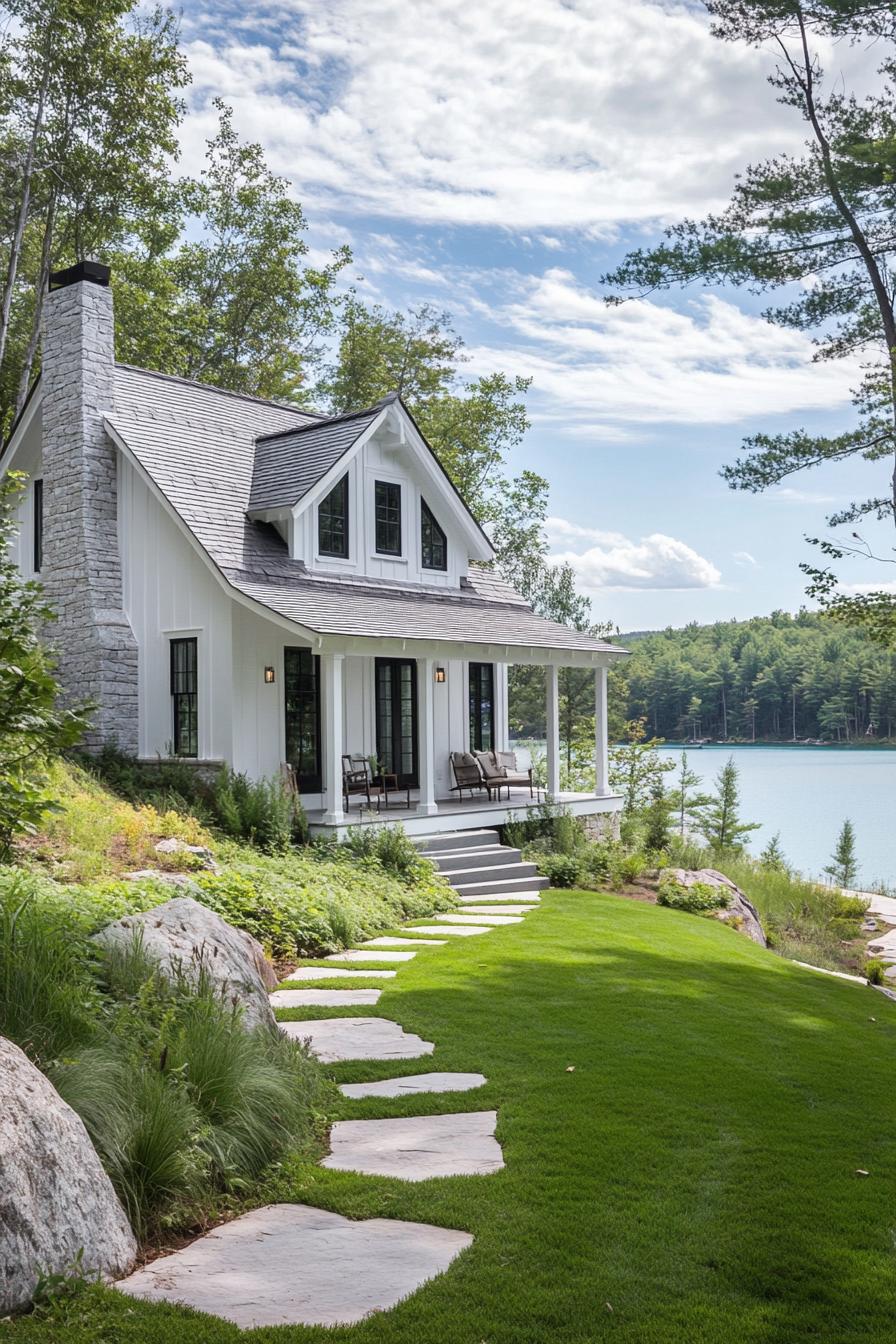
<box><xmin>0</xmin><ymin>1037</ymin><xmax>137</xmax><ymax>1314</ymax></box>
<box><xmin>661</xmin><ymin>868</ymin><xmax>767</xmax><ymax>947</ymax></box>
<box><xmin>94</xmin><ymin>897</ymin><xmax>277</xmax><ymax>1029</ymax></box>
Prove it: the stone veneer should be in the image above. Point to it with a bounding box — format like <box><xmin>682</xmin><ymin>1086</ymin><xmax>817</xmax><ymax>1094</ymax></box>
<box><xmin>40</xmin><ymin>276</ymin><xmax>138</xmax><ymax>752</ymax></box>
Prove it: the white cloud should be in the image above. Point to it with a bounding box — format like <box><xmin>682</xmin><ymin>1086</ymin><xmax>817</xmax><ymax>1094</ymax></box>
<box><xmin>178</xmin><ymin>0</ymin><xmax>825</xmax><ymax>231</ymax></box>
<box><xmin>464</xmin><ymin>269</ymin><xmax>860</xmax><ymax>427</ymax></box>
<box><xmin>733</xmin><ymin>550</ymin><xmax>758</xmax><ymax>568</ymax></box>
<box><xmin>546</xmin><ymin>517</ymin><xmax>721</xmax><ymax>591</ymax></box>
<box><xmin>772</xmin><ymin>487</ymin><xmax>839</xmax><ymax>504</ymax></box>
<box><xmin>839</xmin><ymin>579</ymin><xmax>896</xmax><ymax>594</ymax></box>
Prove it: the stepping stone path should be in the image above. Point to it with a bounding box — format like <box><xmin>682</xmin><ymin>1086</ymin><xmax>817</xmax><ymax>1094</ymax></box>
<box><xmin>406</xmin><ymin>924</ymin><xmax>492</xmax><ymax>937</ymax></box>
<box><xmin>271</xmin><ymin>988</ymin><xmax>381</xmax><ymax>1007</ymax></box>
<box><xmin>340</xmin><ymin>1072</ymin><xmax>486</xmax><ymax>1099</ymax></box>
<box><xmin>436</xmin><ymin>913</ymin><xmax>522</xmax><ymax>926</ymax></box>
<box><xmin>361</xmin><ymin>936</ymin><xmax>447</xmax><ymax>947</ymax></box>
<box><xmin>279</xmin><ymin>1017</ymin><xmax>434</xmax><ymax>1063</ymax></box>
<box><xmin>117</xmin><ymin>1203</ymin><xmax>472</xmax><ymax>1329</ymax></box>
<box><xmin>460</xmin><ymin>904</ymin><xmax>538</xmax><ymax>916</ymax></box>
<box><xmin>284</xmin><ymin>967</ymin><xmax>397</xmax><ymax>980</ymax></box>
<box><xmin>326</xmin><ymin>949</ymin><xmax>417</xmax><ymax>962</ymax></box>
<box><xmin>321</xmin><ymin>1111</ymin><xmax>503</xmax><ymax>1180</ymax></box>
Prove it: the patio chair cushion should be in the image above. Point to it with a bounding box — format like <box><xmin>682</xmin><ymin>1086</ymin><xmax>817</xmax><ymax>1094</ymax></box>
<box><xmin>450</xmin><ymin>752</ymin><xmax>485</xmax><ymax>788</ymax></box>
<box><xmin>474</xmin><ymin>750</ymin><xmax>507</xmax><ymax>780</ymax></box>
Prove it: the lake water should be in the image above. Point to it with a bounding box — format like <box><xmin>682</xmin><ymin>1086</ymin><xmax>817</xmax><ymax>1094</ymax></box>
<box><xmin>658</xmin><ymin>746</ymin><xmax>896</xmax><ymax>887</ymax></box>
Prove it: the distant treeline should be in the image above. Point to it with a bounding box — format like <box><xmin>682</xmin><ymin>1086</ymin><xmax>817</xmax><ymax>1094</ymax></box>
<box><xmin>618</xmin><ymin>612</ymin><xmax>896</xmax><ymax>743</ymax></box>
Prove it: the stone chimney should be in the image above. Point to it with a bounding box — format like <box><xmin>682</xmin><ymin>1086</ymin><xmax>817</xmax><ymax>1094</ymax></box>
<box><xmin>41</xmin><ymin>261</ymin><xmax>138</xmax><ymax>753</ymax></box>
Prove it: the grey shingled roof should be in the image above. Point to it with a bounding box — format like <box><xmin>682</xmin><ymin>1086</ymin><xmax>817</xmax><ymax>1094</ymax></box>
<box><xmin>249</xmin><ymin>407</ymin><xmax>382</xmax><ymax>512</ymax></box>
<box><xmin>108</xmin><ymin>366</ymin><xmax>622</xmax><ymax>659</ymax></box>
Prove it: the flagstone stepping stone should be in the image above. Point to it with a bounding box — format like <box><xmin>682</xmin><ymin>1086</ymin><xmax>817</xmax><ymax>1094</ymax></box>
<box><xmin>340</xmin><ymin>1072</ymin><xmax>487</xmax><ymax>1099</ymax></box>
<box><xmin>321</xmin><ymin>1110</ymin><xmax>503</xmax><ymax>1180</ymax></box>
<box><xmin>284</xmin><ymin>967</ymin><xmax>397</xmax><ymax>981</ymax></box>
<box><xmin>326</xmin><ymin>949</ymin><xmax>417</xmax><ymax>962</ymax></box>
<box><xmin>867</xmin><ymin>927</ymin><xmax>896</xmax><ymax>961</ymax></box>
<box><xmin>270</xmin><ymin>988</ymin><xmax>381</xmax><ymax>1008</ymax></box>
<box><xmin>279</xmin><ymin>1017</ymin><xmax>434</xmax><ymax>1063</ymax></box>
<box><xmin>460</xmin><ymin>904</ymin><xmax>538</xmax><ymax>916</ymax></box>
<box><xmin>436</xmin><ymin>913</ymin><xmax>522</xmax><ymax>925</ymax></box>
<box><xmin>405</xmin><ymin>924</ymin><xmax>492</xmax><ymax>937</ymax></box>
<box><xmin>361</xmin><ymin>936</ymin><xmax>447</xmax><ymax>947</ymax></box>
<box><xmin>116</xmin><ymin>1203</ymin><xmax>472</xmax><ymax>1329</ymax></box>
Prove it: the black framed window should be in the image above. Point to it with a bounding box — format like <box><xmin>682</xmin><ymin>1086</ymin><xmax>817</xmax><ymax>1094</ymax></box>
<box><xmin>375</xmin><ymin>658</ymin><xmax>418</xmax><ymax>786</ymax></box>
<box><xmin>469</xmin><ymin>662</ymin><xmax>495</xmax><ymax>752</ymax></box>
<box><xmin>170</xmin><ymin>637</ymin><xmax>198</xmax><ymax>758</ymax></box>
<box><xmin>421</xmin><ymin>498</ymin><xmax>447</xmax><ymax>571</ymax></box>
<box><xmin>375</xmin><ymin>481</ymin><xmax>402</xmax><ymax>556</ymax></box>
<box><xmin>33</xmin><ymin>478</ymin><xmax>43</xmax><ymax>573</ymax></box>
<box><xmin>319</xmin><ymin>475</ymin><xmax>349</xmax><ymax>557</ymax></box>
<box><xmin>284</xmin><ymin>647</ymin><xmax>321</xmax><ymax>792</ymax></box>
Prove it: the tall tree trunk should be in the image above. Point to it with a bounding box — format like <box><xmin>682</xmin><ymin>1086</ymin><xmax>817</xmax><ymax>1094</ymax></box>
<box><xmin>0</xmin><ymin>59</ymin><xmax>51</xmax><ymax>372</ymax></box>
<box><xmin>15</xmin><ymin>193</ymin><xmax>56</xmax><ymax>415</ymax></box>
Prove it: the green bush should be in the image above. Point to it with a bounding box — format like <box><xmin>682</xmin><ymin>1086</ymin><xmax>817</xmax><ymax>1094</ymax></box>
<box><xmin>536</xmin><ymin>853</ymin><xmax>582</xmax><ymax>888</ymax></box>
<box><xmin>864</xmin><ymin>958</ymin><xmax>887</xmax><ymax>986</ymax></box>
<box><xmin>0</xmin><ymin>872</ymin><xmax>100</xmax><ymax>1063</ymax></box>
<box><xmin>657</xmin><ymin>878</ymin><xmax>730</xmax><ymax>912</ymax></box>
<box><xmin>212</xmin><ymin>771</ymin><xmax>306</xmax><ymax>852</ymax></box>
<box><xmin>341</xmin><ymin>823</ymin><xmax>435</xmax><ymax>886</ymax></box>
<box><xmin>607</xmin><ymin>850</ymin><xmax>649</xmax><ymax>891</ymax></box>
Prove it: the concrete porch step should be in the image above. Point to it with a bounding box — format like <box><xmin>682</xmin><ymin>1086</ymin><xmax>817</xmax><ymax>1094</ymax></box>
<box><xmin>453</xmin><ymin>874</ymin><xmax>550</xmax><ymax>898</ymax></box>
<box><xmin>438</xmin><ymin>861</ymin><xmax>539</xmax><ymax>885</ymax></box>
<box><xmin>415</xmin><ymin>829</ymin><xmax>500</xmax><ymax>854</ymax></box>
<box><xmin>432</xmin><ymin>847</ymin><xmax>523</xmax><ymax>873</ymax></box>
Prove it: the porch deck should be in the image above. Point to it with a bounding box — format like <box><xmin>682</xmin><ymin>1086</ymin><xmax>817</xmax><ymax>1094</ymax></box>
<box><xmin>306</xmin><ymin>788</ymin><xmax>622</xmax><ymax>840</ymax></box>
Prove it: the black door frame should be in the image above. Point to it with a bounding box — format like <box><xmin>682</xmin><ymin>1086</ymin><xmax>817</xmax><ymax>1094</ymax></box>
<box><xmin>375</xmin><ymin>657</ymin><xmax>419</xmax><ymax>788</ymax></box>
<box><xmin>284</xmin><ymin>647</ymin><xmax>322</xmax><ymax>792</ymax></box>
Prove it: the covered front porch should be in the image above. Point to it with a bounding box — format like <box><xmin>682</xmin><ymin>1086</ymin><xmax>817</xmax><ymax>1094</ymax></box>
<box><xmin>302</xmin><ymin>640</ymin><xmax>621</xmax><ymax>839</ymax></box>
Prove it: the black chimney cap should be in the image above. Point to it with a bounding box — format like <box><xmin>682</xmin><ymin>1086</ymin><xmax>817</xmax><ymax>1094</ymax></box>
<box><xmin>49</xmin><ymin>260</ymin><xmax>110</xmax><ymax>291</ymax></box>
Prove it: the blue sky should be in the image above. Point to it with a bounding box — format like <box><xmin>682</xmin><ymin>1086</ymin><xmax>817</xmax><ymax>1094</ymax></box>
<box><xmin>177</xmin><ymin>0</ymin><xmax>889</xmax><ymax>629</ymax></box>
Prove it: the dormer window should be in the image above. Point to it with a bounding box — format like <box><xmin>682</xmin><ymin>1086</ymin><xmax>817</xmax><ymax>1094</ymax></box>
<box><xmin>421</xmin><ymin>498</ymin><xmax>447</xmax><ymax>571</ymax></box>
<box><xmin>319</xmin><ymin>474</ymin><xmax>349</xmax><ymax>558</ymax></box>
<box><xmin>375</xmin><ymin>481</ymin><xmax>401</xmax><ymax>556</ymax></box>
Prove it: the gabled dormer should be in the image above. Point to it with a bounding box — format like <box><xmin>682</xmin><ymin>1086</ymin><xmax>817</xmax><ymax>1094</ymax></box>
<box><xmin>247</xmin><ymin>393</ymin><xmax>494</xmax><ymax>586</ymax></box>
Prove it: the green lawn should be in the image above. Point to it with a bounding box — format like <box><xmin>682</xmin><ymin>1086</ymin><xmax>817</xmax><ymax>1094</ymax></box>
<box><xmin>9</xmin><ymin>890</ymin><xmax>896</xmax><ymax>1343</ymax></box>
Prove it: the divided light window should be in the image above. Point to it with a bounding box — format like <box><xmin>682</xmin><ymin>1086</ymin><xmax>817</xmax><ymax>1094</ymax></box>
<box><xmin>469</xmin><ymin>662</ymin><xmax>495</xmax><ymax>752</ymax></box>
<box><xmin>374</xmin><ymin>481</ymin><xmax>401</xmax><ymax>556</ymax></box>
<box><xmin>33</xmin><ymin>478</ymin><xmax>43</xmax><ymax>573</ymax></box>
<box><xmin>170</xmin><ymin>637</ymin><xmax>198</xmax><ymax>758</ymax></box>
<box><xmin>421</xmin><ymin>498</ymin><xmax>447</xmax><ymax>571</ymax></box>
<box><xmin>318</xmin><ymin>474</ymin><xmax>349</xmax><ymax>557</ymax></box>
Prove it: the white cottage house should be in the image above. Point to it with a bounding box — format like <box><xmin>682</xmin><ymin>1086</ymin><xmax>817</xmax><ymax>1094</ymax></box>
<box><xmin>2</xmin><ymin>262</ymin><xmax>624</xmax><ymax>837</ymax></box>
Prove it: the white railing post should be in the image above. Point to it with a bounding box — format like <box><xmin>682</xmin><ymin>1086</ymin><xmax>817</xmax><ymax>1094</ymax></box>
<box><xmin>595</xmin><ymin>664</ymin><xmax>609</xmax><ymax>796</ymax></box>
<box><xmin>418</xmin><ymin>657</ymin><xmax>438</xmax><ymax>816</ymax></box>
<box><xmin>321</xmin><ymin>651</ymin><xmax>345</xmax><ymax>825</ymax></box>
<box><xmin>546</xmin><ymin>664</ymin><xmax>560</xmax><ymax>798</ymax></box>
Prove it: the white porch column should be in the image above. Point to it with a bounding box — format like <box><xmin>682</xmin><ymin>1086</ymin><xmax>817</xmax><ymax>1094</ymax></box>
<box><xmin>321</xmin><ymin>651</ymin><xmax>345</xmax><ymax>825</ymax></box>
<box><xmin>417</xmin><ymin>657</ymin><xmax>438</xmax><ymax>816</ymax></box>
<box><xmin>595</xmin><ymin>664</ymin><xmax>610</xmax><ymax>796</ymax></box>
<box><xmin>545</xmin><ymin>664</ymin><xmax>560</xmax><ymax>798</ymax></box>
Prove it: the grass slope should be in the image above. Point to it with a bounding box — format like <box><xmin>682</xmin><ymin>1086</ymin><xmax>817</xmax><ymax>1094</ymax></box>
<box><xmin>9</xmin><ymin>891</ymin><xmax>896</xmax><ymax>1343</ymax></box>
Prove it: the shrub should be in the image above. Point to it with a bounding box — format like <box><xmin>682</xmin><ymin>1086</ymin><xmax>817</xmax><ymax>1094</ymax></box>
<box><xmin>341</xmin><ymin>824</ymin><xmax>435</xmax><ymax>886</ymax></box>
<box><xmin>536</xmin><ymin>853</ymin><xmax>582</xmax><ymax>888</ymax></box>
<box><xmin>657</xmin><ymin>878</ymin><xmax>730</xmax><ymax>912</ymax></box>
<box><xmin>607</xmin><ymin>850</ymin><xmax>649</xmax><ymax>891</ymax></box>
<box><xmin>864</xmin><ymin>958</ymin><xmax>887</xmax><ymax>986</ymax></box>
<box><xmin>0</xmin><ymin>872</ymin><xmax>99</xmax><ymax>1063</ymax></box>
<box><xmin>211</xmin><ymin>771</ymin><xmax>305</xmax><ymax>852</ymax></box>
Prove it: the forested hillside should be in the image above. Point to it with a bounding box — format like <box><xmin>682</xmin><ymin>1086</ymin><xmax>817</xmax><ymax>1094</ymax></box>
<box><xmin>619</xmin><ymin>612</ymin><xmax>896</xmax><ymax>743</ymax></box>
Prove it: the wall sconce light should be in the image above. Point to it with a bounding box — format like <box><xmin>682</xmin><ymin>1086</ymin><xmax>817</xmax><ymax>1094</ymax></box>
<box><xmin>434</xmin><ymin>667</ymin><xmax>446</xmax><ymax>684</ymax></box>
<box><xmin>264</xmin><ymin>666</ymin><xmax>276</xmax><ymax>684</ymax></box>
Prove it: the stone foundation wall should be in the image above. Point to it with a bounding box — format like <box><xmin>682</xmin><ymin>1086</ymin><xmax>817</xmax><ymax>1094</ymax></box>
<box><xmin>41</xmin><ymin>278</ymin><xmax>139</xmax><ymax>753</ymax></box>
<box><xmin>581</xmin><ymin>810</ymin><xmax>621</xmax><ymax>843</ymax></box>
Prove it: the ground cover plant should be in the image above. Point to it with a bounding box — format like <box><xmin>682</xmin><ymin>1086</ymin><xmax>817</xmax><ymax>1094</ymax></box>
<box><xmin>8</xmin><ymin>887</ymin><xmax>896</xmax><ymax>1343</ymax></box>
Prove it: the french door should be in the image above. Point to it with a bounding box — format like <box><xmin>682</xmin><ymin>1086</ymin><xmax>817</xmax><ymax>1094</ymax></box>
<box><xmin>375</xmin><ymin>658</ymin><xmax>418</xmax><ymax>787</ymax></box>
<box><xmin>284</xmin><ymin>648</ymin><xmax>321</xmax><ymax>791</ymax></box>
<box><xmin>469</xmin><ymin>662</ymin><xmax>495</xmax><ymax>751</ymax></box>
